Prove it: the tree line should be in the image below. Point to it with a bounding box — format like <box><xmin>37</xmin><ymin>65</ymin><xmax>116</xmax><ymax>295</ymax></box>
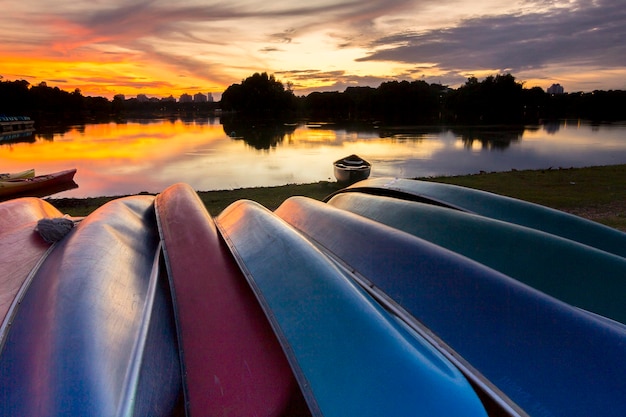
<box><xmin>2</xmin><ymin>73</ymin><xmax>625</xmax><ymax>124</ymax></box>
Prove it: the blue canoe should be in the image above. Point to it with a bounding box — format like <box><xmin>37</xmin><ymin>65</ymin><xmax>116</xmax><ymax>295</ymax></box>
<box><xmin>0</xmin><ymin>196</ymin><xmax>182</xmax><ymax>416</ymax></box>
<box><xmin>276</xmin><ymin>196</ymin><xmax>626</xmax><ymax>417</ymax></box>
<box><xmin>215</xmin><ymin>200</ymin><xmax>488</xmax><ymax>417</ymax></box>
<box><xmin>328</xmin><ymin>177</ymin><xmax>626</xmax><ymax>258</ymax></box>
<box><xmin>327</xmin><ymin>192</ymin><xmax>626</xmax><ymax>324</ymax></box>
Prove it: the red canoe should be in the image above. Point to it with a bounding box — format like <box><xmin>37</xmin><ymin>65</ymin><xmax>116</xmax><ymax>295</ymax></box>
<box><xmin>0</xmin><ymin>169</ymin><xmax>77</xmax><ymax>198</ymax></box>
<box><xmin>0</xmin><ymin>198</ymin><xmax>63</xmax><ymax>332</ymax></box>
<box><xmin>155</xmin><ymin>183</ymin><xmax>299</xmax><ymax>417</ymax></box>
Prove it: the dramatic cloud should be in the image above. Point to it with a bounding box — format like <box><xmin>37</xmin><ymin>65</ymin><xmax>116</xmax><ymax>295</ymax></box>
<box><xmin>1</xmin><ymin>0</ymin><xmax>624</xmax><ymax>97</ymax></box>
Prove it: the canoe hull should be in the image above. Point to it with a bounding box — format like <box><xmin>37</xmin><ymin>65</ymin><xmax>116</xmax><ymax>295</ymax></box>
<box><xmin>216</xmin><ymin>199</ymin><xmax>488</xmax><ymax>417</ymax></box>
<box><xmin>329</xmin><ymin>177</ymin><xmax>626</xmax><ymax>258</ymax></box>
<box><xmin>0</xmin><ymin>196</ymin><xmax>182</xmax><ymax>416</ymax></box>
<box><xmin>155</xmin><ymin>183</ymin><xmax>297</xmax><ymax>417</ymax></box>
<box><xmin>333</xmin><ymin>155</ymin><xmax>371</xmax><ymax>183</ymax></box>
<box><xmin>327</xmin><ymin>191</ymin><xmax>626</xmax><ymax>324</ymax></box>
<box><xmin>276</xmin><ymin>196</ymin><xmax>626</xmax><ymax>417</ymax></box>
<box><xmin>0</xmin><ymin>198</ymin><xmax>62</xmax><ymax>330</ymax></box>
<box><xmin>0</xmin><ymin>169</ymin><xmax>77</xmax><ymax>198</ymax></box>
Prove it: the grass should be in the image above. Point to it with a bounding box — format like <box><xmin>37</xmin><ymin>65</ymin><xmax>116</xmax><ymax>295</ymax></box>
<box><xmin>48</xmin><ymin>164</ymin><xmax>626</xmax><ymax>231</ymax></box>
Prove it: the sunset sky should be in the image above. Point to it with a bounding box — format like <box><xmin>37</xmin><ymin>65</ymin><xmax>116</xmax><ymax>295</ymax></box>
<box><xmin>1</xmin><ymin>0</ymin><xmax>624</xmax><ymax>99</ymax></box>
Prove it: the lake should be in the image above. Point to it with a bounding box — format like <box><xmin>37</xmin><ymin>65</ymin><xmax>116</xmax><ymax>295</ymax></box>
<box><xmin>2</xmin><ymin>118</ymin><xmax>626</xmax><ymax>198</ymax></box>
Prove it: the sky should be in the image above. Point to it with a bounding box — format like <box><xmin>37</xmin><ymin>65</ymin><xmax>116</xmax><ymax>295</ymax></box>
<box><xmin>1</xmin><ymin>0</ymin><xmax>625</xmax><ymax>99</ymax></box>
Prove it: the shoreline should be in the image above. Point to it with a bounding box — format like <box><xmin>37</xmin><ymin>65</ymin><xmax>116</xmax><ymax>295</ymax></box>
<box><xmin>48</xmin><ymin>164</ymin><xmax>626</xmax><ymax>231</ymax></box>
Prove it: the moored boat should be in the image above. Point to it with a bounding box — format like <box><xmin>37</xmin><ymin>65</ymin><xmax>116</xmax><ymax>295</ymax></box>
<box><xmin>0</xmin><ymin>196</ymin><xmax>182</xmax><ymax>416</ymax></box>
<box><xmin>216</xmin><ymin>200</ymin><xmax>489</xmax><ymax>417</ymax></box>
<box><xmin>0</xmin><ymin>169</ymin><xmax>35</xmax><ymax>180</ymax></box>
<box><xmin>0</xmin><ymin>115</ymin><xmax>35</xmax><ymax>135</ymax></box>
<box><xmin>155</xmin><ymin>183</ymin><xmax>299</xmax><ymax>416</ymax></box>
<box><xmin>0</xmin><ymin>169</ymin><xmax>77</xmax><ymax>198</ymax></box>
<box><xmin>333</xmin><ymin>154</ymin><xmax>371</xmax><ymax>183</ymax></box>
<box><xmin>275</xmin><ymin>196</ymin><xmax>626</xmax><ymax>417</ymax></box>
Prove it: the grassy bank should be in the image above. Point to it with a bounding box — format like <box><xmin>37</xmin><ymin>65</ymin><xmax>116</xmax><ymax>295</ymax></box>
<box><xmin>49</xmin><ymin>164</ymin><xmax>626</xmax><ymax>231</ymax></box>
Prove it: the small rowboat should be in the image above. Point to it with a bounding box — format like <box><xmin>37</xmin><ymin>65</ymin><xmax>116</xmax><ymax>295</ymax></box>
<box><xmin>0</xmin><ymin>169</ymin><xmax>76</xmax><ymax>198</ymax></box>
<box><xmin>333</xmin><ymin>154</ymin><xmax>371</xmax><ymax>183</ymax></box>
<box><xmin>0</xmin><ymin>169</ymin><xmax>35</xmax><ymax>180</ymax></box>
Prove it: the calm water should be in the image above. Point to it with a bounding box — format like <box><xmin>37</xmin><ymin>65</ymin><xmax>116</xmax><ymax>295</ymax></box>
<box><xmin>1</xmin><ymin>118</ymin><xmax>626</xmax><ymax>198</ymax></box>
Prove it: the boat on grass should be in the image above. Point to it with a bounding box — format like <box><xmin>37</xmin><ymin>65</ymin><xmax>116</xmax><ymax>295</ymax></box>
<box><xmin>275</xmin><ymin>196</ymin><xmax>626</xmax><ymax>417</ymax></box>
<box><xmin>0</xmin><ymin>169</ymin><xmax>35</xmax><ymax>180</ymax></box>
<box><xmin>0</xmin><ymin>196</ymin><xmax>182</xmax><ymax>416</ymax></box>
<box><xmin>0</xmin><ymin>169</ymin><xmax>77</xmax><ymax>199</ymax></box>
<box><xmin>327</xmin><ymin>191</ymin><xmax>626</xmax><ymax>324</ymax></box>
<box><xmin>327</xmin><ymin>177</ymin><xmax>626</xmax><ymax>258</ymax></box>
<box><xmin>0</xmin><ymin>197</ymin><xmax>62</xmax><ymax>328</ymax></box>
<box><xmin>333</xmin><ymin>154</ymin><xmax>371</xmax><ymax>183</ymax></box>
<box><xmin>216</xmin><ymin>200</ymin><xmax>488</xmax><ymax>417</ymax></box>
<box><xmin>155</xmin><ymin>183</ymin><xmax>300</xmax><ymax>416</ymax></box>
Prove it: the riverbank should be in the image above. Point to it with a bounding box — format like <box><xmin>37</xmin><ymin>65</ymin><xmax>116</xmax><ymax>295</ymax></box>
<box><xmin>49</xmin><ymin>164</ymin><xmax>626</xmax><ymax>231</ymax></box>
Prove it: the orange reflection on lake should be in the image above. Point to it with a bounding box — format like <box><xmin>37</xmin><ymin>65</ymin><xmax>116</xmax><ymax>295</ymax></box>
<box><xmin>2</xmin><ymin>119</ymin><xmax>626</xmax><ymax>198</ymax></box>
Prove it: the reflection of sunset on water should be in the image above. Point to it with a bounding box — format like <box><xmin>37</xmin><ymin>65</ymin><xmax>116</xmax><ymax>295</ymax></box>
<box><xmin>2</xmin><ymin>120</ymin><xmax>626</xmax><ymax>198</ymax></box>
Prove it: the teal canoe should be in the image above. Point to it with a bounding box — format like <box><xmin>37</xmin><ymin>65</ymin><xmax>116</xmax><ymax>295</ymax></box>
<box><xmin>327</xmin><ymin>192</ymin><xmax>626</xmax><ymax>324</ymax></box>
<box><xmin>328</xmin><ymin>177</ymin><xmax>626</xmax><ymax>258</ymax></box>
<box><xmin>215</xmin><ymin>200</ymin><xmax>488</xmax><ymax>417</ymax></box>
<box><xmin>276</xmin><ymin>196</ymin><xmax>626</xmax><ymax>417</ymax></box>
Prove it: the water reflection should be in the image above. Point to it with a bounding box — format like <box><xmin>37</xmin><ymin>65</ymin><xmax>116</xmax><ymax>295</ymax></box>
<box><xmin>221</xmin><ymin>117</ymin><xmax>296</xmax><ymax>150</ymax></box>
<box><xmin>1</xmin><ymin>119</ymin><xmax>625</xmax><ymax>198</ymax></box>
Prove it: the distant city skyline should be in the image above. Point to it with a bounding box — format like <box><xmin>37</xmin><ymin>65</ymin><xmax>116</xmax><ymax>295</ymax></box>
<box><xmin>1</xmin><ymin>0</ymin><xmax>624</xmax><ymax>99</ymax></box>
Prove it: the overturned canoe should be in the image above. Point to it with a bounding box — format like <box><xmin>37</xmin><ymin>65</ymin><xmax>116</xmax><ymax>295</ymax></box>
<box><xmin>0</xmin><ymin>169</ymin><xmax>77</xmax><ymax>198</ymax></box>
<box><xmin>0</xmin><ymin>196</ymin><xmax>182</xmax><ymax>416</ymax></box>
<box><xmin>216</xmin><ymin>200</ymin><xmax>488</xmax><ymax>417</ymax></box>
<box><xmin>155</xmin><ymin>183</ymin><xmax>298</xmax><ymax>417</ymax></box>
<box><xmin>328</xmin><ymin>177</ymin><xmax>626</xmax><ymax>258</ymax></box>
<box><xmin>327</xmin><ymin>192</ymin><xmax>626</xmax><ymax>324</ymax></box>
<box><xmin>276</xmin><ymin>196</ymin><xmax>626</xmax><ymax>417</ymax></box>
<box><xmin>0</xmin><ymin>198</ymin><xmax>62</xmax><ymax>329</ymax></box>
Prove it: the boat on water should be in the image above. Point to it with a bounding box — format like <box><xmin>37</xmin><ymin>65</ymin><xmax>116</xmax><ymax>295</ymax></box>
<box><xmin>0</xmin><ymin>169</ymin><xmax>77</xmax><ymax>198</ymax></box>
<box><xmin>333</xmin><ymin>154</ymin><xmax>371</xmax><ymax>183</ymax></box>
<box><xmin>0</xmin><ymin>115</ymin><xmax>35</xmax><ymax>136</ymax></box>
<box><xmin>0</xmin><ymin>168</ymin><xmax>35</xmax><ymax>180</ymax></box>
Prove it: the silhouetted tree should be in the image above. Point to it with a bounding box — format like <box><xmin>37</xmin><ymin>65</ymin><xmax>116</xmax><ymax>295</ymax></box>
<box><xmin>221</xmin><ymin>72</ymin><xmax>297</xmax><ymax>118</ymax></box>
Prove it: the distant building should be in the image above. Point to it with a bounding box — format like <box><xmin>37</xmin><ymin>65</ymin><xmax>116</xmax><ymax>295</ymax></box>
<box><xmin>179</xmin><ymin>93</ymin><xmax>193</xmax><ymax>103</ymax></box>
<box><xmin>113</xmin><ymin>94</ymin><xmax>126</xmax><ymax>101</ymax></box>
<box><xmin>207</xmin><ymin>93</ymin><xmax>214</xmax><ymax>103</ymax></box>
<box><xmin>194</xmin><ymin>92</ymin><xmax>207</xmax><ymax>103</ymax></box>
<box><xmin>137</xmin><ymin>94</ymin><xmax>149</xmax><ymax>102</ymax></box>
<box><xmin>162</xmin><ymin>95</ymin><xmax>176</xmax><ymax>103</ymax></box>
<box><xmin>547</xmin><ymin>83</ymin><xmax>564</xmax><ymax>95</ymax></box>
